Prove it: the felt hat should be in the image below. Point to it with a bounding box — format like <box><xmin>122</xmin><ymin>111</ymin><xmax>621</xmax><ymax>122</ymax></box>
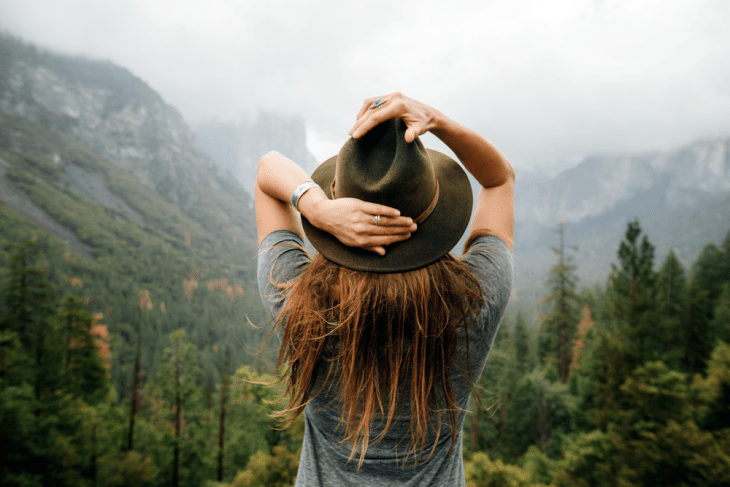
<box><xmin>301</xmin><ymin>118</ymin><xmax>472</xmax><ymax>272</ymax></box>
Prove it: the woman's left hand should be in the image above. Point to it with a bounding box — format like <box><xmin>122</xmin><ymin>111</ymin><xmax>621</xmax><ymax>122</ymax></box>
<box><xmin>349</xmin><ymin>92</ymin><xmax>437</xmax><ymax>143</ymax></box>
<box><xmin>299</xmin><ymin>192</ymin><xmax>417</xmax><ymax>256</ymax></box>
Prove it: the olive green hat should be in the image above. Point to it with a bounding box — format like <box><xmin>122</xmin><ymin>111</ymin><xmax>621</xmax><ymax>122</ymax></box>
<box><xmin>301</xmin><ymin>118</ymin><xmax>472</xmax><ymax>272</ymax></box>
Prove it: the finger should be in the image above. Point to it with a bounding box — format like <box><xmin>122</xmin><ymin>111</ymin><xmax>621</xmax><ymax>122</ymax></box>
<box><xmin>366</xmin><ymin>224</ymin><xmax>417</xmax><ymax>237</ymax></box>
<box><xmin>350</xmin><ymin>99</ymin><xmax>400</xmax><ymax>139</ymax></box>
<box><xmin>366</xmin><ymin>217</ymin><xmax>417</xmax><ymax>233</ymax></box>
<box><xmin>369</xmin><ymin>233</ymin><xmax>413</xmax><ymax>247</ymax></box>
<box><xmin>358</xmin><ymin>202</ymin><xmax>403</xmax><ymax>219</ymax></box>
<box><xmin>355</xmin><ymin>96</ymin><xmax>384</xmax><ymax>121</ymax></box>
<box><xmin>404</xmin><ymin>123</ymin><xmax>425</xmax><ymax>143</ymax></box>
<box><xmin>368</xmin><ymin>246</ymin><xmax>386</xmax><ymax>256</ymax></box>
<box><xmin>364</xmin><ymin>232</ymin><xmax>413</xmax><ymax>255</ymax></box>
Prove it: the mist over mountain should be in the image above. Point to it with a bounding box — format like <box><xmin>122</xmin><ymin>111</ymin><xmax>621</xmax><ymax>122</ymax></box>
<box><xmin>193</xmin><ymin>114</ymin><xmax>318</xmax><ymax>192</ymax></box>
<box><xmin>0</xmin><ymin>33</ymin><xmax>319</xmax><ymax>383</ymax></box>
<box><xmin>0</xmin><ymin>33</ymin><xmax>316</xmax><ymax>251</ymax></box>
<box><xmin>512</xmin><ymin>136</ymin><xmax>730</xmax><ymax>303</ymax></box>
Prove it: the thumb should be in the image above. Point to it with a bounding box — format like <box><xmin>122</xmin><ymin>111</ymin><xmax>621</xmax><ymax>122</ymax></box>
<box><xmin>405</xmin><ymin>126</ymin><xmax>420</xmax><ymax>143</ymax></box>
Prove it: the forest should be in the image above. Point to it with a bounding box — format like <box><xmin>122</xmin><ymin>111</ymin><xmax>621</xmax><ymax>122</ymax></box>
<box><xmin>1</xmin><ymin>215</ymin><xmax>729</xmax><ymax>486</ymax></box>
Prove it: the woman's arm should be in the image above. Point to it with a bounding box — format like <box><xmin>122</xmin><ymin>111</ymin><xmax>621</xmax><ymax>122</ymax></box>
<box><xmin>350</xmin><ymin>93</ymin><xmax>515</xmax><ymax>251</ymax></box>
<box><xmin>255</xmin><ymin>151</ymin><xmax>417</xmax><ymax>255</ymax></box>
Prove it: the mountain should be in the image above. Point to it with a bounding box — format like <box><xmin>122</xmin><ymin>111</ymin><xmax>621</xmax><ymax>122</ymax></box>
<box><xmin>512</xmin><ymin>136</ymin><xmax>730</xmax><ymax>304</ymax></box>
<box><xmin>193</xmin><ymin>114</ymin><xmax>318</xmax><ymax>191</ymax></box>
<box><xmin>0</xmin><ymin>33</ymin><xmax>315</xmax><ymax>389</ymax></box>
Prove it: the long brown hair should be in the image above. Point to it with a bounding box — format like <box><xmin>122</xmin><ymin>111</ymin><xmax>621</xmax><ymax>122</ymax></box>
<box><xmin>270</xmin><ymin>250</ymin><xmax>484</xmax><ymax>467</ymax></box>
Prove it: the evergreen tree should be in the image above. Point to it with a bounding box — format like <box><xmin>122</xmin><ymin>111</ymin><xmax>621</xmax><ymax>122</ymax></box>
<box><xmin>159</xmin><ymin>329</ymin><xmax>204</xmax><ymax>487</ymax></box>
<box><xmin>655</xmin><ymin>250</ymin><xmax>688</xmax><ymax>367</ymax></box>
<box><xmin>578</xmin><ymin>220</ymin><xmax>658</xmax><ymax>425</ymax></box>
<box><xmin>0</xmin><ymin>239</ymin><xmax>58</xmax><ymax>398</ymax></box>
<box><xmin>692</xmin><ymin>242</ymin><xmax>726</xmax><ymax>306</ymax></box>
<box><xmin>218</xmin><ymin>352</ymin><xmax>230</xmax><ymax>482</ymax></box>
<box><xmin>684</xmin><ymin>277</ymin><xmax>714</xmax><ymax>374</ymax></box>
<box><xmin>539</xmin><ymin>222</ymin><xmax>580</xmax><ymax>384</ymax></box>
<box><xmin>513</xmin><ymin>311</ymin><xmax>534</xmax><ymax>375</ymax></box>
<box><xmin>710</xmin><ymin>283</ymin><xmax>730</xmax><ymax>346</ymax></box>
<box><xmin>607</xmin><ymin>218</ymin><xmax>658</xmax><ymax>365</ymax></box>
<box><xmin>683</xmin><ymin>239</ymin><xmax>730</xmax><ymax>373</ymax></box>
<box><xmin>56</xmin><ymin>294</ymin><xmax>109</xmax><ymax>404</ymax></box>
<box><xmin>504</xmin><ymin>369</ymin><xmax>576</xmax><ymax>457</ymax></box>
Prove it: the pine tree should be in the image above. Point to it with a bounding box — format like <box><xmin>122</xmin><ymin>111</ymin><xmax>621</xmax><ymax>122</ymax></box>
<box><xmin>218</xmin><ymin>354</ymin><xmax>230</xmax><ymax>482</ymax></box>
<box><xmin>127</xmin><ymin>330</ymin><xmax>142</xmax><ymax>451</ymax></box>
<box><xmin>0</xmin><ymin>239</ymin><xmax>57</xmax><ymax>398</ymax></box>
<box><xmin>56</xmin><ymin>294</ymin><xmax>108</xmax><ymax>404</ymax></box>
<box><xmin>539</xmin><ymin>222</ymin><xmax>580</xmax><ymax>383</ymax></box>
<box><xmin>160</xmin><ymin>329</ymin><xmax>199</xmax><ymax>487</ymax></box>
<box><xmin>513</xmin><ymin>311</ymin><xmax>534</xmax><ymax>375</ymax></box>
<box><xmin>655</xmin><ymin>250</ymin><xmax>687</xmax><ymax>366</ymax></box>
<box><xmin>710</xmin><ymin>283</ymin><xmax>730</xmax><ymax>346</ymax></box>
<box><xmin>607</xmin><ymin>218</ymin><xmax>657</xmax><ymax>365</ymax></box>
<box><xmin>683</xmin><ymin>240</ymin><xmax>730</xmax><ymax>373</ymax></box>
<box><xmin>579</xmin><ymin>219</ymin><xmax>658</xmax><ymax>425</ymax></box>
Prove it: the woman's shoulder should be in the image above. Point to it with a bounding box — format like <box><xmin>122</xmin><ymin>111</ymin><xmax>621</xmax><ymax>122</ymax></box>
<box><xmin>460</xmin><ymin>233</ymin><xmax>513</xmax><ymax>321</ymax></box>
<box><xmin>257</xmin><ymin>230</ymin><xmax>311</xmax><ymax>318</ymax></box>
<box><xmin>460</xmin><ymin>234</ymin><xmax>513</xmax><ymax>278</ymax></box>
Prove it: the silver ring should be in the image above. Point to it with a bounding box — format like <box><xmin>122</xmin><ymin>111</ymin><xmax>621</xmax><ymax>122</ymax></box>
<box><xmin>370</xmin><ymin>97</ymin><xmax>385</xmax><ymax>110</ymax></box>
<box><xmin>374</xmin><ymin>215</ymin><xmax>381</xmax><ymax>226</ymax></box>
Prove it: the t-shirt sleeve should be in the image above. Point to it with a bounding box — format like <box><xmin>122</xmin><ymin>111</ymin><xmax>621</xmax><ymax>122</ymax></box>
<box><xmin>257</xmin><ymin>230</ymin><xmax>310</xmax><ymax>326</ymax></box>
<box><xmin>460</xmin><ymin>234</ymin><xmax>514</xmax><ymax>346</ymax></box>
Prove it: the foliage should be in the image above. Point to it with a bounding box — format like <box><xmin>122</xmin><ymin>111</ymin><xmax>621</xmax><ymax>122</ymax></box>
<box><xmin>539</xmin><ymin>223</ymin><xmax>581</xmax><ymax>384</ymax></box>
<box><xmin>229</xmin><ymin>446</ymin><xmax>300</xmax><ymax>487</ymax></box>
<box><xmin>465</xmin><ymin>452</ymin><xmax>541</xmax><ymax>487</ymax></box>
<box><xmin>0</xmin><ymin>109</ymin><xmax>270</xmax><ymax>397</ymax></box>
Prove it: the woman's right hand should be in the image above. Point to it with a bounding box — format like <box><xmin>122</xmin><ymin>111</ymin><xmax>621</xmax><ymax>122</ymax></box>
<box><xmin>348</xmin><ymin>92</ymin><xmax>438</xmax><ymax>143</ymax></box>
<box><xmin>298</xmin><ymin>190</ymin><xmax>417</xmax><ymax>256</ymax></box>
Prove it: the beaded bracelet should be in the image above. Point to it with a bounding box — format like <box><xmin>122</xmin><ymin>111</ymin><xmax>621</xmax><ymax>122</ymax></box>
<box><xmin>290</xmin><ymin>180</ymin><xmax>320</xmax><ymax>211</ymax></box>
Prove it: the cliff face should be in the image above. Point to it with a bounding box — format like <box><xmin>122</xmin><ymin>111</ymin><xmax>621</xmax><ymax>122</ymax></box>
<box><xmin>1</xmin><ymin>42</ymin><xmax>196</xmax><ymax>186</ymax></box>
<box><xmin>193</xmin><ymin>113</ymin><xmax>319</xmax><ymax>193</ymax></box>
<box><xmin>511</xmin><ymin>135</ymin><xmax>730</xmax><ymax>303</ymax></box>
<box><xmin>516</xmin><ymin>137</ymin><xmax>730</xmax><ymax>226</ymax></box>
<box><xmin>0</xmin><ymin>34</ymin><xmax>315</xmax><ymax>245</ymax></box>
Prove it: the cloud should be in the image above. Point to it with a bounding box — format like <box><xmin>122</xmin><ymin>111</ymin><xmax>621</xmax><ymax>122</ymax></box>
<box><xmin>1</xmin><ymin>0</ymin><xmax>729</xmax><ymax>169</ymax></box>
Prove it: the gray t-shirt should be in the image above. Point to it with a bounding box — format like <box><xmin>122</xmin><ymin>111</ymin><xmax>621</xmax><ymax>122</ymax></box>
<box><xmin>257</xmin><ymin>230</ymin><xmax>513</xmax><ymax>486</ymax></box>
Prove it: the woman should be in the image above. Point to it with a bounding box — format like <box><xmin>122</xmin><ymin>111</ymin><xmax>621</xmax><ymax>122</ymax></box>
<box><xmin>256</xmin><ymin>93</ymin><xmax>514</xmax><ymax>486</ymax></box>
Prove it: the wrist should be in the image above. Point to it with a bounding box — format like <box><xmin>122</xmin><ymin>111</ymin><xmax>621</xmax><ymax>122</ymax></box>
<box><xmin>296</xmin><ymin>186</ymin><xmax>328</xmax><ymax>224</ymax></box>
<box><xmin>425</xmin><ymin>107</ymin><xmax>446</xmax><ymax>134</ymax></box>
<box><xmin>290</xmin><ymin>180</ymin><xmax>319</xmax><ymax>210</ymax></box>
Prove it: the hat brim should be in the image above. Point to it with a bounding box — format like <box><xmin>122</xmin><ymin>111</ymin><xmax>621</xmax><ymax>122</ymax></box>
<box><xmin>301</xmin><ymin>148</ymin><xmax>472</xmax><ymax>272</ymax></box>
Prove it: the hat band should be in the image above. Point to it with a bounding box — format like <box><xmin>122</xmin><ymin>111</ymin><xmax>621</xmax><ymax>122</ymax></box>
<box><xmin>330</xmin><ymin>179</ymin><xmax>440</xmax><ymax>225</ymax></box>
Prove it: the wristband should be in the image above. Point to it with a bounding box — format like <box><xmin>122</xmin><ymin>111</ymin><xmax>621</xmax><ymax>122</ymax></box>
<box><xmin>290</xmin><ymin>180</ymin><xmax>320</xmax><ymax>211</ymax></box>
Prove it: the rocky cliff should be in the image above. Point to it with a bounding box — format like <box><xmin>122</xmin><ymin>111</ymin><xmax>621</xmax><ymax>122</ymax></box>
<box><xmin>512</xmin><ymin>135</ymin><xmax>730</xmax><ymax>304</ymax></box>
<box><xmin>193</xmin><ymin>113</ymin><xmax>318</xmax><ymax>192</ymax></box>
<box><xmin>516</xmin><ymin>136</ymin><xmax>730</xmax><ymax>227</ymax></box>
<box><xmin>0</xmin><ymin>34</ymin><xmax>315</xmax><ymax>248</ymax></box>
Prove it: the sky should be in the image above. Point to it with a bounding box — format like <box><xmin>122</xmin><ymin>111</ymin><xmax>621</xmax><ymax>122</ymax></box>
<box><xmin>1</xmin><ymin>0</ymin><xmax>729</xmax><ymax>173</ymax></box>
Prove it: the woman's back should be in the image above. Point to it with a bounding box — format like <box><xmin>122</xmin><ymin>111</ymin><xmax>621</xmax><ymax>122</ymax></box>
<box><xmin>258</xmin><ymin>231</ymin><xmax>513</xmax><ymax>486</ymax></box>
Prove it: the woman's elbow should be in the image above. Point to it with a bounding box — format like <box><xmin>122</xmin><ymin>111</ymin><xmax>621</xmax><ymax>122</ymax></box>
<box><xmin>256</xmin><ymin>151</ymin><xmax>280</xmax><ymax>180</ymax></box>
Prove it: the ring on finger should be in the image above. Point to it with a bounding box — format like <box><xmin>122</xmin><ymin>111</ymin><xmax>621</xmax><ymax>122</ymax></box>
<box><xmin>374</xmin><ymin>215</ymin><xmax>381</xmax><ymax>226</ymax></box>
<box><xmin>370</xmin><ymin>97</ymin><xmax>386</xmax><ymax>110</ymax></box>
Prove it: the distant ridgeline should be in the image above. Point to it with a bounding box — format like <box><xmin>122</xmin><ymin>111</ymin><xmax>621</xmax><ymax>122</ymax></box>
<box><xmin>0</xmin><ymin>33</ymin><xmax>315</xmax><ymax>391</ymax></box>
<box><xmin>512</xmin><ymin>131</ymin><xmax>730</xmax><ymax>305</ymax></box>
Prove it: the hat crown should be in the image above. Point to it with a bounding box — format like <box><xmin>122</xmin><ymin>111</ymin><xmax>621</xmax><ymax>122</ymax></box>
<box><xmin>335</xmin><ymin>119</ymin><xmax>437</xmax><ymax>219</ymax></box>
